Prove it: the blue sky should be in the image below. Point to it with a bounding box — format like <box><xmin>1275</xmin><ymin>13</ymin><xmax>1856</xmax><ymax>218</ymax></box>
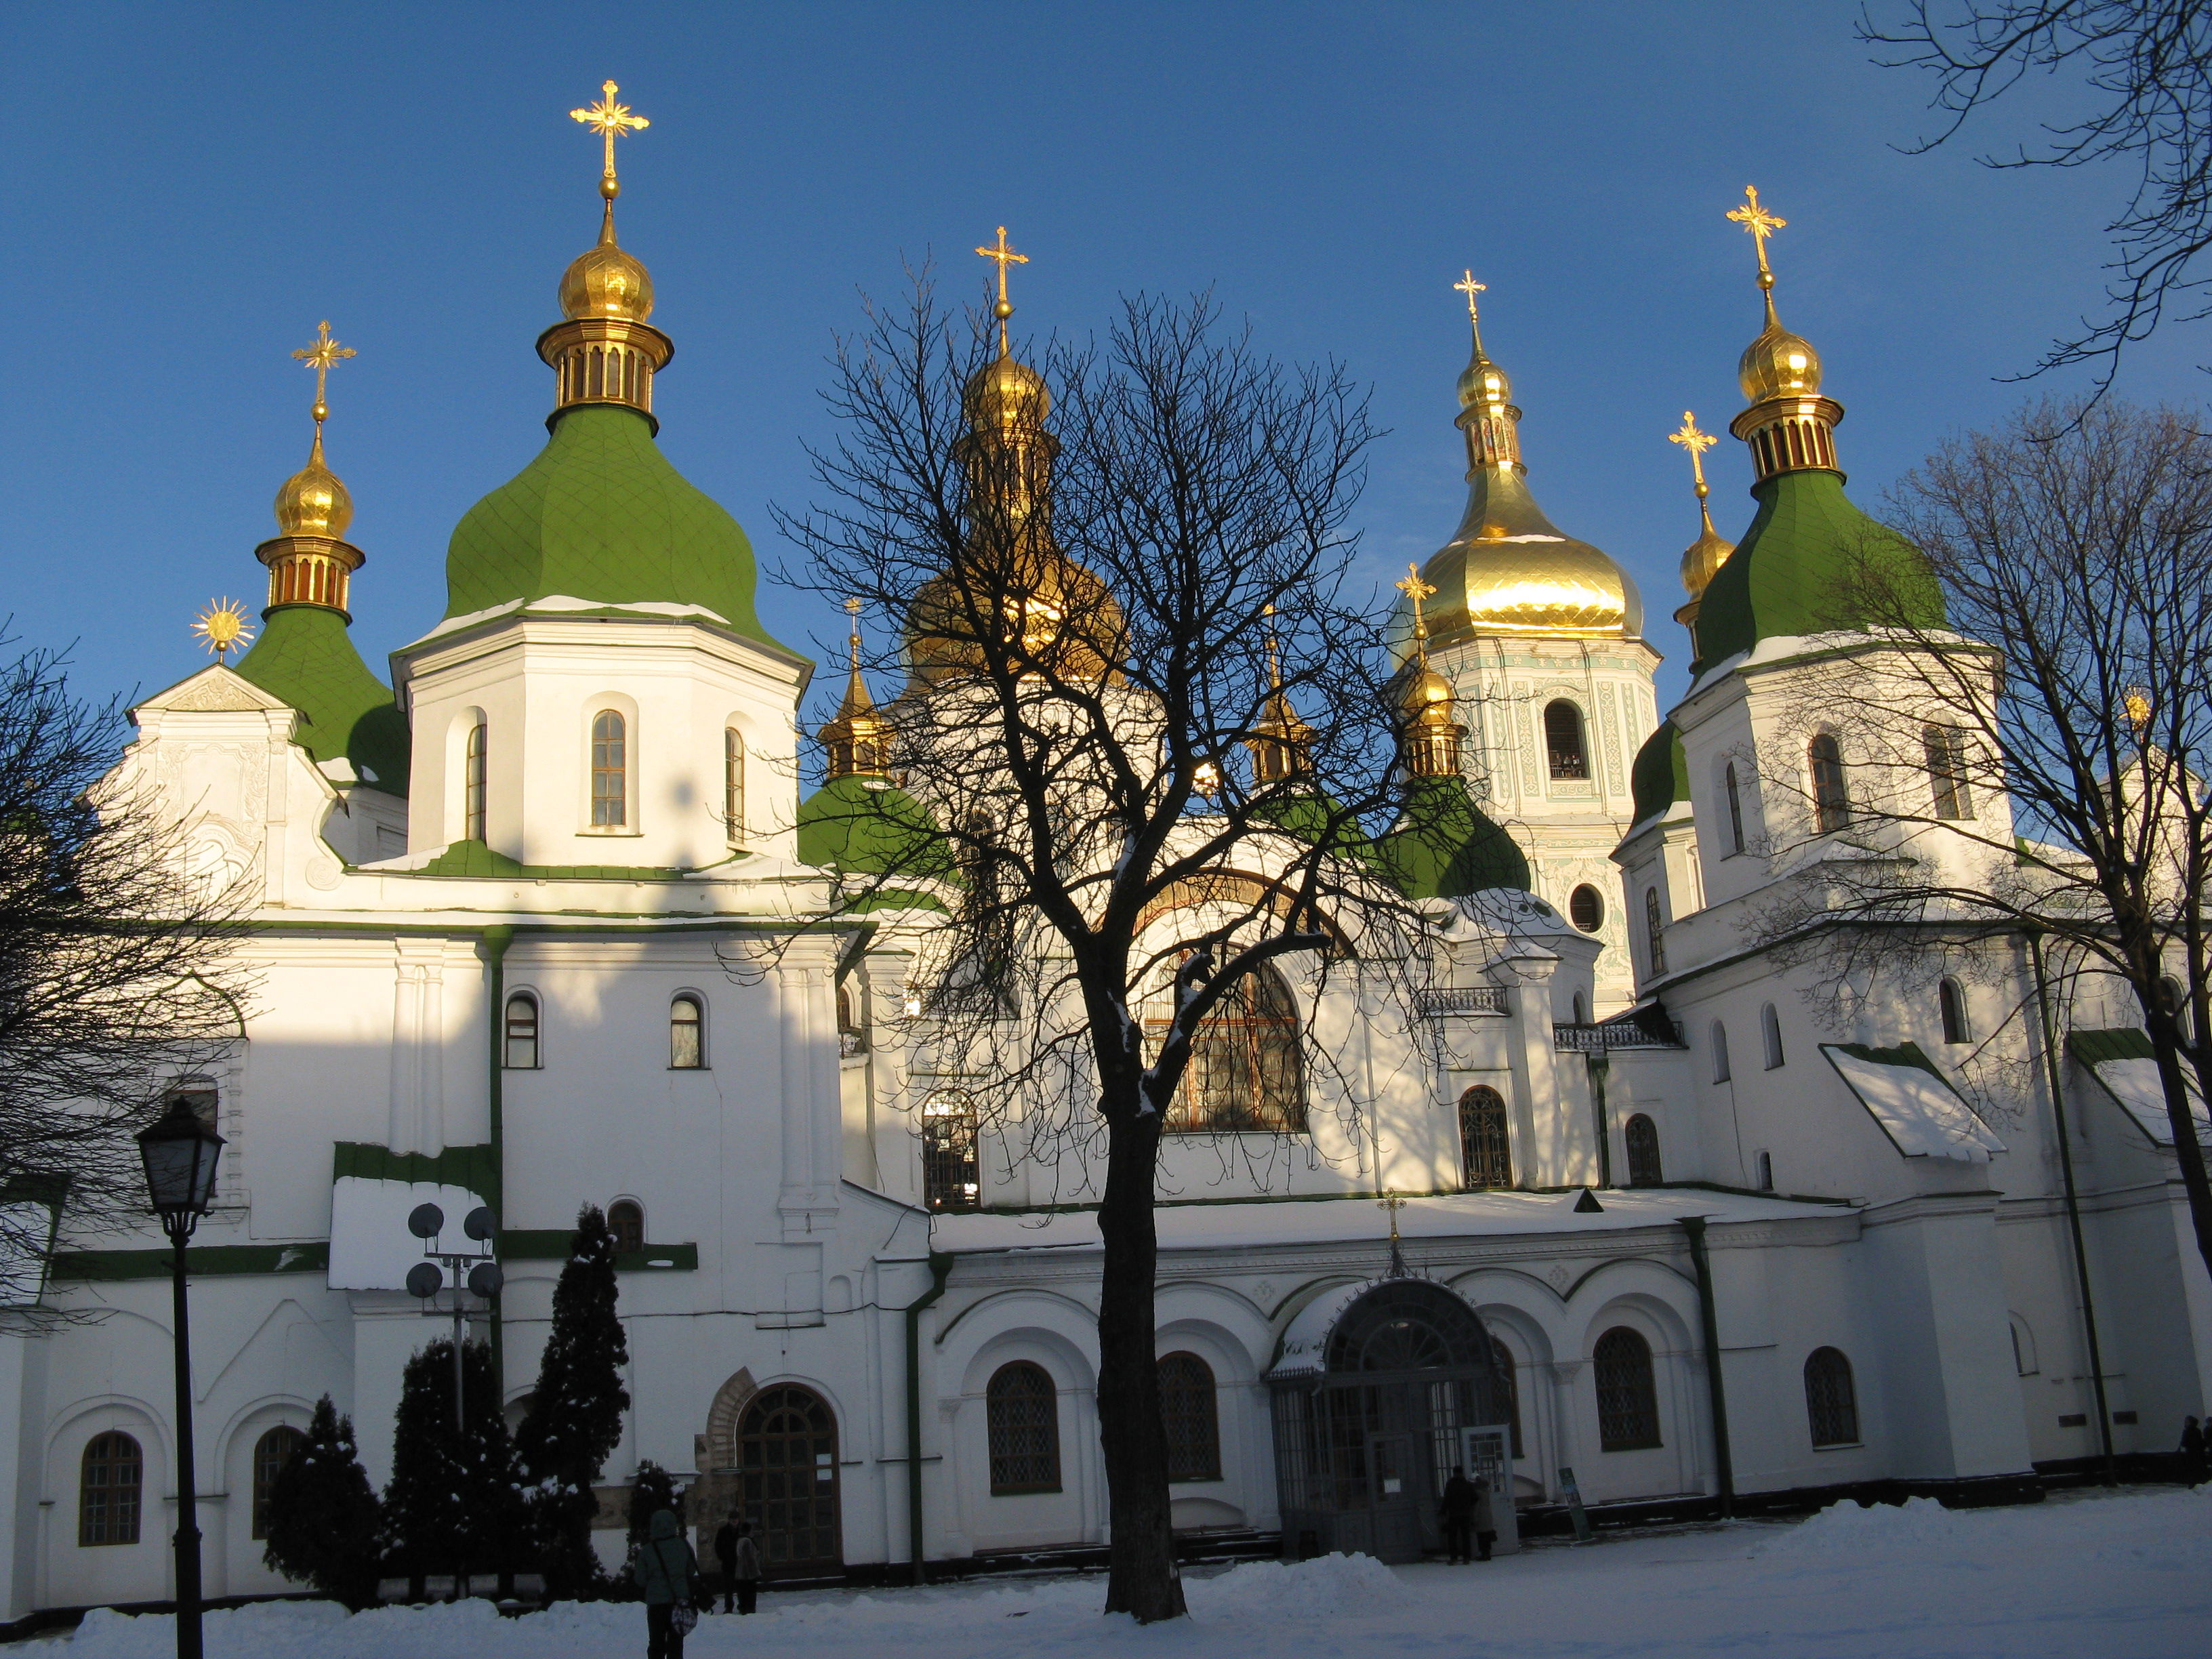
<box><xmin>7</xmin><ymin>2</ymin><xmax>2201</xmax><ymax>720</ymax></box>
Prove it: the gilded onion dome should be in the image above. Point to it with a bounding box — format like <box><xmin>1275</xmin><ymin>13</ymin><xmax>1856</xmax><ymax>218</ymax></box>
<box><xmin>1392</xmin><ymin>565</ymin><xmax>1466</xmax><ymax>778</ymax></box>
<box><xmin>1412</xmin><ymin>278</ymin><xmax>1643</xmax><ymax>647</ymax></box>
<box><xmin>819</xmin><ymin>601</ymin><xmax>893</xmax><ymax>779</ymax></box>
<box><xmin>560</xmin><ymin>203</ymin><xmax>655</xmax><ymax>323</ymax></box>
<box><xmin>273</xmin><ymin>428</ymin><xmax>353</xmax><ymax>540</ymax></box>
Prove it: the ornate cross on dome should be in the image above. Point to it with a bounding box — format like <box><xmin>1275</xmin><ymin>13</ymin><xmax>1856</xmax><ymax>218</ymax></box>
<box><xmin>1378</xmin><ymin>1190</ymin><xmax>1409</xmax><ymax>1278</ymax></box>
<box><xmin>291</xmin><ymin>321</ymin><xmax>354</xmax><ymax>425</ymax></box>
<box><xmin>976</xmin><ymin>225</ymin><xmax>1028</xmax><ymax>350</ymax></box>
<box><xmin>571</xmin><ymin>80</ymin><xmax>649</xmax><ymax>195</ymax></box>
<box><xmin>844</xmin><ymin>595</ymin><xmax>865</xmax><ymax>670</ymax></box>
<box><xmin>1397</xmin><ymin>562</ymin><xmax>1438</xmax><ymax>668</ymax></box>
<box><xmin>1453</xmin><ymin>270</ymin><xmax>1486</xmax><ymax>325</ymax></box>
<box><xmin>1726</xmin><ymin>184</ymin><xmax>1786</xmax><ymax>286</ymax></box>
<box><xmin>1668</xmin><ymin>411</ymin><xmax>1717</xmax><ymax>498</ymax></box>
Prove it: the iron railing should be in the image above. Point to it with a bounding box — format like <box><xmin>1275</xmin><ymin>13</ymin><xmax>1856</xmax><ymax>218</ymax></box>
<box><xmin>1412</xmin><ymin>986</ymin><xmax>1511</xmax><ymax>1017</ymax></box>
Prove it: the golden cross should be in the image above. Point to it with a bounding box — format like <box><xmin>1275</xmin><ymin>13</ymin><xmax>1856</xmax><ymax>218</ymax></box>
<box><xmin>291</xmin><ymin>321</ymin><xmax>355</xmax><ymax>424</ymax></box>
<box><xmin>1397</xmin><ymin>562</ymin><xmax>1437</xmax><ymax>666</ymax></box>
<box><xmin>1726</xmin><ymin>184</ymin><xmax>1786</xmax><ymax>281</ymax></box>
<box><xmin>1453</xmin><ymin>270</ymin><xmax>1486</xmax><ymax>326</ymax></box>
<box><xmin>976</xmin><ymin>224</ymin><xmax>1028</xmax><ymax>305</ymax></box>
<box><xmin>844</xmin><ymin>596</ymin><xmax>865</xmax><ymax>670</ymax></box>
<box><xmin>1668</xmin><ymin>411</ymin><xmax>1717</xmax><ymax>494</ymax></box>
<box><xmin>571</xmin><ymin>80</ymin><xmax>649</xmax><ymax>188</ymax></box>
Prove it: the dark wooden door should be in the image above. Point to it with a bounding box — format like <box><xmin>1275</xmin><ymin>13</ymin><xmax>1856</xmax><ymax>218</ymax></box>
<box><xmin>737</xmin><ymin>1384</ymin><xmax>842</xmax><ymax>1578</ymax></box>
<box><xmin>1365</xmin><ymin>1431</ymin><xmax>1423</xmax><ymax>1563</ymax></box>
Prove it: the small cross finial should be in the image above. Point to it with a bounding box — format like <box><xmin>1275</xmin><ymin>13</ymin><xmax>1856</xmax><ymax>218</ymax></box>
<box><xmin>571</xmin><ymin>80</ymin><xmax>649</xmax><ymax>198</ymax></box>
<box><xmin>844</xmin><ymin>596</ymin><xmax>865</xmax><ymax>669</ymax></box>
<box><xmin>1378</xmin><ymin>1190</ymin><xmax>1409</xmax><ymax>1276</ymax></box>
<box><xmin>291</xmin><ymin>321</ymin><xmax>355</xmax><ymax>426</ymax></box>
<box><xmin>1397</xmin><ymin>562</ymin><xmax>1438</xmax><ymax>669</ymax></box>
<box><xmin>1668</xmin><ymin>411</ymin><xmax>1717</xmax><ymax>497</ymax></box>
<box><xmin>976</xmin><ymin>225</ymin><xmax>1028</xmax><ymax>350</ymax></box>
<box><xmin>1453</xmin><ymin>269</ymin><xmax>1486</xmax><ymax>327</ymax></box>
<box><xmin>1726</xmin><ymin>184</ymin><xmax>1786</xmax><ymax>288</ymax></box>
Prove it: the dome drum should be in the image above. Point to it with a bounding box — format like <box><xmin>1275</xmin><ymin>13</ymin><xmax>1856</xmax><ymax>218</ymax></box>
<box><xmin>537</xmin><ymin>316</ymin><xmax>674</xmax><ymax>429</ymax></box>
<box><xmin>1730</xmin><ymin>395</ymin><xmax>1843</xmax><ymax>483</ymax></box>
<box><xmin>255</xmin><ymin>534</ymin><xmax>364</xmax><ymax>617</ymax></box>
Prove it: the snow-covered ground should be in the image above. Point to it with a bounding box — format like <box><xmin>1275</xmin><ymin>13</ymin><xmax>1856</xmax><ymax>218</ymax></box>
<box><xmin>47</xmin><ymin>1485</ymin><xmax>2212</xmax><ymax>1659</ymax></box>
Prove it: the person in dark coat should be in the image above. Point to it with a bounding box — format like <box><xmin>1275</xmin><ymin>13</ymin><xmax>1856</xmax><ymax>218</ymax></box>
<box><xmin>2182</xmin><ymin>1415</ymin><xmax>2207</xmax><ymax>1487</ymax></box>
<box><xmin>632</xmin><ymin>1508</ymin><xmax>703</xmax><ymax>1659</ymax></box>
<box><xmin>730</xmin><ymin>1519</ymin><xmax>762</xmax><ymax>1614</ymax></box>
<box><xmin>1439</xmin><ymin>1465</ymin><xmax>1479</xmax><ymax>1563</ymax></box>
<box><xmin>714</xmin><ymin>1510</ymin><xmax>742</xmax><ymax>1613</ymax></box>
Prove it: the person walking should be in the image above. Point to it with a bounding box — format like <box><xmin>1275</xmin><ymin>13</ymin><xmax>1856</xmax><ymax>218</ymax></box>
<box><xmin>731</xmin><ymin>1519</ymin><xmax>763</xmax><ymax>1614</ymax></box>
<box><xmin>1469</xmin><ymin>1470</ymin><xmax>1499</xmax><ymax>1562</ymax></box>
<box><xmin>714</xmin><ymin>1510</ymin><xmax>742</xmax><ymax>1613</ymax></box>
<box><xmin>2181</xmin><ymin>1415</ymin><xmax>2207</xmax><ymax>1487</ymax></box>
<box><xmin>633</xmin><ymin>1508</ymin><xmax>704</xmax><ymax>1659</ymax></box>
<box><xmin>1439</xmin><ymin>1465</ymin><xmax>1478</xmax><ymax>1564</ymax></box>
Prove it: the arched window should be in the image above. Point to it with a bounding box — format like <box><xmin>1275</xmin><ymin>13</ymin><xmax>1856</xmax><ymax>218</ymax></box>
<box><xmin>1458</xmin><ymin>1085</ymin><xmax>1513</xmax><ymax>1190</ymax></box>
<box><xmin>1709</xmin><ymin>1020</ymin><xmax>1732</xmax><ymax>1083</ymax></box>
<box><xmin>1939</xmin><ymin>979</ymin><xmax>1969</xmax><ymax>1045</ymax></box>
<box><xmin>1924</xmin><ymin>725</ymin><xmax>1971</xmax><ymax>820</ymax></box>
<box><xmin>1803</xmin><ymin>1347</ymin><xmax>1860</xmax><ymax>1447</ymax></box>
<box><xmin>1568</xmin><ymin>884</ymin><xmax>1604</xmax><ymax>933</ymax></box>
<box><xmin>79</xmin><ymin>1431</ymin><xmax>142</xmax><ymax>1546</ymax></box>
<box><xmin>1757</xmin><ymin>1149</ymin><xmax>1775</xmax><ymax>1191</ymax></box>
<box><xmin>1166</xmin><ymin>962</ymin><xmax>1304</xmax><ymax>1132</ymax></box>
<box><xmin>1158</xmin><ymin>1351</ymin><xmax>1221</xmax><ymax>1483</ymax></box>
<box><xmin>2156</xmin><ymin>975</ymin><xmax>2190</xmax><ymax>1039</ymax></box>
<box><xmin>1761</xmin><ymin>1002</ymin><xmax>1786</xmax><ymax>1069</ymax></box>
<box><xmin>724</xmin><ymin>727</ymin><xmax>745</xmax><ymax>846</ymax></box>
<box><xmin>1572</xmin><ymin>991</ymin><xmax>1589</xmax><ymax>1024</ymax></box>
<box><xmin>590</xmin><ymin>710</ymin><xmax>628</xmax><ymax>827</ymax></box>
<box><xmin>464</xmin><ymin>720</ymin><xmax>487</xmax><ymax>842</ymax></box>
<box><xmin>670</xmin><ymin>994</ymin><xmax>705</xmax><ymax>1068</ymax></box>
<box><xmin>1808</xmin><ymin>733</ymin><xmax>1849</xmax><ymax>834</ymax></box>
<box><xmin>985</xmin><ymin>1361</ymin><xmax>1061</xmax><ymax>1494</ymax></box>
<box><xmin>1624</xmin><ymin>1113</ymin><xmax>1663</xmax><ymax>1186</ymax></box>
<box><xmin>1544</xmin><ymin>700</ymin><xmax>1589</xmax><ymax>781</ymax></box>
<box><xmin>1723</xmin><ymin>762</ymin><xmax>1746</xmax><ymax>854</ymax></box>
<box><xmin>504</xmin><ymin>992</ymin><xmax>540</xmax><ymax>1070</ymax></box>
<box><xmin>1593</xmin><ymin>1328</ymin><xmax>1661</xmax><ymax>1451</ymax></box>
<box><xmin>607</xmin><ymin>1199</ymin><xmax>644</xmax><ymax>1254</ymax></box>
<box><xmin>921</xmin><ymin>1090</ymin><xmax>980</xmax><ymax>1211</ymax></box>
<box><xmin>1644</xmin><ymin>888</ymin><xmax>1666</xmax><ymax>976</ymax></box>
<box><xmin>251</xmin><ymin>1425</ymin><xmax>305</xmax><ymax>1540</ymax></box>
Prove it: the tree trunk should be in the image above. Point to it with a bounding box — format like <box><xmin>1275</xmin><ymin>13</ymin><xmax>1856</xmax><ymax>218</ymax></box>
<box><xmin>1094</xmin><ymin>1106</ymin><xmax>1186</xmax><ymax>1622</ymax></box>
<box><xmin>2142</xmin><ymin>1001</ymin><xmax>2212</xmax><ymax>1287</ymax></box>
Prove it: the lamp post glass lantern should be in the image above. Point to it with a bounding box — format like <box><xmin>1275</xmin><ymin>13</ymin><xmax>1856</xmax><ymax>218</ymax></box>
<box><xmin>136</xmin><ymin>1096</ymin><xmax>224</xmax><ymax>1659</ymax></box>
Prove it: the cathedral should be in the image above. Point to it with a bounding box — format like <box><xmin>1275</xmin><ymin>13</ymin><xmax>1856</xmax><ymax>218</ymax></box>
<box><xmin>4</xmin><ymin>88</ymin><xmax>2207</xmax><ymax>1620</ymax></box>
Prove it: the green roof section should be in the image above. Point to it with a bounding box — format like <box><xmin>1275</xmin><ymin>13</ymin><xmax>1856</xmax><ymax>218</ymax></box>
<box><xmin>52</xmin><ymin>1242</ymin><xmax>329</xmax><ymax>1282</ymax></box>
<box><xmin>1253</xmin><ymin>790</ymin><xmax>1380</xmax><ymax>865</ymax></box>
<box><xmin>2068</xmin><ymin>1027</ymin><xmax>2156</xmax><ymax>1065</ymax></box>
<box><xmin>1380</xmin><ymin>774</ymin><xmax>1530</xmax><ymax>899</ymax></box>
<box><xmin>1629</xmin><ymin>719</ymin><xmax>1689</xmax><ymax>826</ymax></box>
<box><xmin>233</xmin><ymin>605</ymin><xmax>411</xmax><ymax>794</ymax></box>
<box><xmin>414</xmin><ymin>838</ymin><xmax>690</xmax><ymax>882</ymax></box>
<box><xmin>445</xmin><ymin>403</ymin><xmax>790</xmax><ymax>654</ymax></box>
<box><xmin>1692</xmin><ymin>469</ymin><xmax>1945</xmax><ymax>674</ymax></box>
<box><xmin>796</xmin><ymin>773</ymin><xmax>956</xmax><ymax>879</ymax></box>
<box><xmin>333</xmin><ymin>1140</ymin><xmax>496</xmax><ymax>1199</ymax></box>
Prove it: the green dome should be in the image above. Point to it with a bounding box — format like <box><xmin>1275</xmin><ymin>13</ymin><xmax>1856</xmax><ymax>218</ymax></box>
<box><xmin>1693</xmin><ymin>469</ymin><xmax>1944</xmax><ymax>674</ymax></box>
<box><xmin>445</xmin><ymin>404</ymin><xmax>790</xmax><ymax>651</ymax></box>
<box><xmin>796</xmin><ymin>773</ymin><xmax>956</xmax><ymax>879</ymax></box>
<box><xmin>1629</xmin><ymin>720</ymin><xmax>1688</xmax><ymax>827</ymax></box>
<box><xmin>1380</xmin><ymin>774</ymin><xmax>1530</xmax><ymax>899</ymax></box>
<box><xmin>1254</xmin><ymin>790</ymin><xmax>1378</xmax><ymax>865</ymax></box>
<box><xmin>234</xmin><ymin>605</ymin><xmax>410</xmax><ymax>795</ymax></box>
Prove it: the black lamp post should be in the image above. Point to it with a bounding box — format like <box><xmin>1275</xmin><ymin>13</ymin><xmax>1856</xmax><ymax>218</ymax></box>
<box><xmin>136</xmin><ymin>1098</ymin><xmax>224</xmax><ymax>1659</ymax></box>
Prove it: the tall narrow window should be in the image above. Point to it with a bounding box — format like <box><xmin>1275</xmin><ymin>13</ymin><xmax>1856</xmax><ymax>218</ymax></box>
<box><xmin>1593</xmin><ymin>1328</ymin><xmax>1661</xmax><ymax>1451</ymax></box>
<box><xmin>590</xmin><ymin>710</ymin><xmax>628</xmax><ymax>827</ymax></box>
<box><xmin>1939</xmin><ymin>979</ymin><xmax>1969</xmax><ymax>1045</ymax></box>
<box><xmin>79</xmin><ymin>1431</ymin><xmax>142</xmax><ymax>1546</ymax></box>
<box><xmin>1924</xmin><ymin>724</ymin><xmax>1971</xmax><ymax>820</ymax></box>
<box><xmin>670</xmin><ymin>994</ymin><xmax>705</xmax><ymax>1068</ymax></box>
<box><xmin>1644</xmin><ymin>888</ymin><xmax>1666</xmax><ymax>976</ymax></box>
<box><xmin>724</xmin><ymin>727</ymin><xmax>745</xmax><ymax>846</ymax></box>
<box><xmin>1761</xmin><ymin>1002</ymin><xmax>1786</xmax><ymax>1069</ymax></box>
<box><xmin>1808</xmin><ymin>733</ymin><xmax>1849</xmax><ymax>834</ymax></box>
<box><xmin>985</xmin><ymin>1361</ymin><xmax>1061</xmax><ymax>1493</ymax></box>
<box><xmin>1803</xmin><ymin>1347</ymin><xmax>1860</xmax><ymax>1447</ymax></box>
<box><xmin>1162</xmin><ymin>962</ymin><xmax>1305</xmax><ymax>1132</ymax></box>
<box><xmin>464</xmin><ymin>720</ymin><xmax>487</xmax><ymax>842</ymax></box>
<box><xmin>1757</xmin><ymin>1149</ymin><xmax>1774</xmax><ymax>1191</ymax></box>
<box><xmin>1544</xmin><ymin>700</ymin><xmax>1589</xmax><ymax>781</ymax></box>
<box><xmin>1624</xmin><ymin>1113</ymin><xmax>1663</xmax><ymax>1185</ymax></box>
<box><xmin>1158</xmin><ymin>1352</ymin><xmax>1221</xmax><ymax>1482</ymax></box>
<box><xmin>504</xmin><ymin>992</ymin><xmax>540</xmax><ymax>1070</ymax></box>
<box><xmin>251</xmin><ymin>1425</ymin><xmax>305</xmax><ymax>1540</ymax></box>
<box><xmin>1710</xmin><ymin>1021</ymin><xmax>1732</xmax><ymax>1084</ymax></box>
<box><xmin>1724</xmin><ymin>762</ymin><xmax>1745</xmax><ymax>854</ymax></box>
<box><xmin>1458</xmin><ymin>1084</ymin><xmax>1513</xmax><ymax>1190</ymax></box>
<box><xmin>607</xmin><ymin>1199</ymin><xmax>644</xmax><ymax>1253</ymax></box>
<box><xmin>922</xmin><ymin>1090</ymin><xmax>980</xmax><ymax>1211</ymax></box>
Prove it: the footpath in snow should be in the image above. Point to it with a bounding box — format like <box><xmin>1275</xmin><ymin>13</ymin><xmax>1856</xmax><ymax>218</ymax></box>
<box><xmin>47</xmin><ymin>1484</ymin><xmax>2212</xmax><ymax>1659</ymax></box>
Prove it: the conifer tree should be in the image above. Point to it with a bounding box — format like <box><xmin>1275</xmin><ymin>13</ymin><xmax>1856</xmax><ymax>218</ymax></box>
<box><xmin>514</xmin><ymin>1204</ymin><xmax>630</xmax><ymax>1596</ymax></box>
<box><xmin>261</xmin><ymin>1395</ymin><xmax>380</xmax><ymax>1607</ymax></box>
<box><xmin>380</xmin><ymin>1338</ymin><xmax>525</xmax><ymax>1580</ymax></box>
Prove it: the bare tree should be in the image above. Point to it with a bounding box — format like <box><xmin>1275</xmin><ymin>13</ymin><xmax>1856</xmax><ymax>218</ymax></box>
<box><xmin>0</xmin><ymin>639</ymin><xmax>249</xmax><ymax>1313</ymax></box>
<box><xmin>1742</xmin><ymin>398</ymin><xmax>2212</xmax><ymax>1287</ymax></box>
<box><xmin>774</xmin><ymin>285</ymin><xmax>1480</xmax><ymax>1619</ymax></box>
<box><xmin>1861</xmin><ymin>1</ymin><xmax>2212</xmax><ymax>391</ymax></box>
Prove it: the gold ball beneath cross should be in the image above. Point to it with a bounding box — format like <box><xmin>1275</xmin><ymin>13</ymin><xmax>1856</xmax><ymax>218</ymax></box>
<box><xmin>994</xmin><ymin>300</ymin><xmax>1014</xmax><ymax>321</ymax></box>
<box><xmin>601</xmin><ymin>175</ymin><xmax>621</xmax><ymax>200</ymax></box>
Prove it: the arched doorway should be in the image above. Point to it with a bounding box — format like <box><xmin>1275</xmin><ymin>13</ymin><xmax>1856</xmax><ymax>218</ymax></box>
<box><xmin>1267</xmin><ymin>1279</ymin><xmax>1515</xmax><ymax>1562</ymax></box>
<box><xmin>735</xmin><ymin>1384</ymin><xmax>842</xmax><ymax>1579</ymax></box>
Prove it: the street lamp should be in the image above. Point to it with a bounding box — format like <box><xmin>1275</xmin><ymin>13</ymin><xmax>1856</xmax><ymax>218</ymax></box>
<box><xmin>136</xmin><ymin>1097</ymin><xmax>224</xmax><ymax>1659</ymax></box>
<box><xmin>403</xmin><ymin>1204</ymin><xmax>502</xmax><ymax>1598</ymax></box>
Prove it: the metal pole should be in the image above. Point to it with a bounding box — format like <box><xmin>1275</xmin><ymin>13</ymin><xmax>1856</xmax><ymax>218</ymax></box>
<box><xmin>451</xmin><ymin>1278</ymin><xmax>466</xmax><ymax>1437</ymax></box>
<box><xmin>167</xmin><ymin>1221</ymin><xmax>203</xmax><ymax>1659</ymax></box>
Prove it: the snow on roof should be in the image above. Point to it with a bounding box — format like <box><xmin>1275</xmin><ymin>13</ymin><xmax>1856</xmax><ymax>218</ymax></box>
<box><xmin>2070</xmin><ymin>1029</ymin><xmax>2212</xmax><ymax>1149</ymax></box>
<box><xmin>1820</xmin><ymin>1042</ymin><xmax>2005</xmax><ymax>1164</ymax></box>
<box><xmin>327</xmin><ymin>1175</ymin><xmax>491</xmax><ymax>1292</ymax></box>
<box><xmin>928</xmin><ymin>1185</ymin><xmax>1845</xmax><ymax>1257</ymax></box>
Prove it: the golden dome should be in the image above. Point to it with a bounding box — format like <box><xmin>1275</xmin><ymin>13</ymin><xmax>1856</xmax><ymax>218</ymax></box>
<box><xmin>907</xmin><ymin>550</ymin><xmax>1123</xmax><ymax>682</ymax></box>
<box><xmin>963</xmin><ymin>351</ymin><xmax>1050</xmax><ymax>431</ymax></box>
<box><xmin>1398</xmin><ymin>663</ymin><xmax>1456</xmax><ymax>715</ymax></box>
<box><xmin>559</xmin><ymin>205</ymin><xmax>655</xmax><ymax>322</ymax></box>
<box><xmin>1679</xmin><ymin>514</ymin><xmax>1736</xmax><ymax>600</ymax></box>
<box><xmin>1417</xmin><ymin>468</ymin><xmax>1642</xmax><ymax>642</ymax></box>
<box><xmin>273</xmin><ymin>430</ymin><xmax>353</xmax><ymax>539</ymax></box>
<box><xmin>1457</xmin><ymin>349</ymin><xmax>1511</xmax><ymax>411</ymax></box>
<box><xmin>1738</xmin><ymin>315</ymin><xmax>1821</xmax><ymax>403</ymax></box>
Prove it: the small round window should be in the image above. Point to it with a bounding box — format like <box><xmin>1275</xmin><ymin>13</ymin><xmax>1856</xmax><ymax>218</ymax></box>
<box><xmin>1569</xmin><ymin>885</ymin><xmax>1605</xmax><ymax>933</ymax></box>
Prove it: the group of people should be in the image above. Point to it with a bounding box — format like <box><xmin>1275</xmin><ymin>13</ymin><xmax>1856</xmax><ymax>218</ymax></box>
<box><xmin>1439</xmin><ymin>1465</ymin><xmax>1499</xmax><ymax>1564</ymax></box>
<box><xmin>630</xmin><ymin>1508</ymin><xmax>764</xmax><ymax>1659</ymax></box>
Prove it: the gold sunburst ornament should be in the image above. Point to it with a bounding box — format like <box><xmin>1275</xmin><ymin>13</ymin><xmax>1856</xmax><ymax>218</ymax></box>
<box><xmin>192</xmin><ymin>599</ymin><xmax>255</xmax><ymax>661</ymax></box>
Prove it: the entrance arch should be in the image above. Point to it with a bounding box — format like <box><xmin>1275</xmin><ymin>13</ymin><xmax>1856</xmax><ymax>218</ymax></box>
<box><xmin>735</xmin><ymin>1384</ymin><xmax>842</xmax><ymax>1579</ymax></box>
